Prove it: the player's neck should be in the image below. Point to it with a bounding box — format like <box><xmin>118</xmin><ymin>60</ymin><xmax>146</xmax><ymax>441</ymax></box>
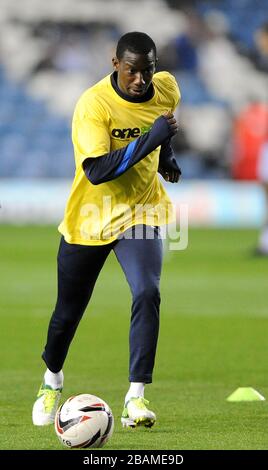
<box><xmin>111</xmin><ymin>72</ymin><xmax>154</xmax><ymax>103</ymax></box>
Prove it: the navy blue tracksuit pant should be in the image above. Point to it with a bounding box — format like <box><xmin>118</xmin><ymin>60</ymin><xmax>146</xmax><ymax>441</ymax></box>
<box><xmin>42</xmin><ymin>225</ymin><xmax>163</xmax><ymax>383</ymax></box>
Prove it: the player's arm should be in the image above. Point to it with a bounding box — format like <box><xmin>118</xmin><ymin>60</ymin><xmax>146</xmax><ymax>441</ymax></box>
<box><xmin>83</xmin><ymin>113</ymin><xmax>178</xmax><ymax>185</ymax></box>
<box><xmin>158</xmin><ymin>138</ymin><xmax>181</xmax><ymax>183</ymax></box>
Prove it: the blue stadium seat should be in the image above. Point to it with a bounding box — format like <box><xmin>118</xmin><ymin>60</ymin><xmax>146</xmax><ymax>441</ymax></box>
<box><xmin>0</xmin><ymin>67</ymin><xmax>73</xmax><ymax>178</ymax></box>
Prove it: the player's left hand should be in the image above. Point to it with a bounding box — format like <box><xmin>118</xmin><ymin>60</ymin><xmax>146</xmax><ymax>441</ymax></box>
<box><xmin>158</xmin><ymin>157</ymin><xmax>181</xmax><ymax>183</ymax></box>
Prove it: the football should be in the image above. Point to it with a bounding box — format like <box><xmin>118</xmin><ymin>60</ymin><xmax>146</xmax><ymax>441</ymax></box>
<box><xmin>54</xmin><ymin>393</ymin><xmax>114</xmax><ymax>448</ymax></box>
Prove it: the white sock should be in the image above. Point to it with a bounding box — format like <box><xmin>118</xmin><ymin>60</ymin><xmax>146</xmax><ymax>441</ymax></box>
<box><xmin>259</xmin><ymin>225</ymin><xmax>268</xmax><ymax>252</ymax></box>
<box><xmin>44</xmin><ymin>369</ymin><xmax>64</xmax><ymax>389</ymax></box>
<box><xmin>125</xmin><ymin>382</ymin><xmax>145</xmax><ymax>404</ymax></box>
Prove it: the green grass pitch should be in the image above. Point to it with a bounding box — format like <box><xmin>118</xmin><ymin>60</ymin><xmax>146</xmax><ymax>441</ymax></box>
<box><xmin>1</xmin><ymin>225</ymin><xmax>268</xmax><ymax>450</ymax></box>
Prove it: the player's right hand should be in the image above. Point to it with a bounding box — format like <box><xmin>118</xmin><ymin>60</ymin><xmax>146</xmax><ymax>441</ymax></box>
<box><xmin>149</xmin><ymin>112</ymin><xmax>179</xmax><ymax>149</ymax></box>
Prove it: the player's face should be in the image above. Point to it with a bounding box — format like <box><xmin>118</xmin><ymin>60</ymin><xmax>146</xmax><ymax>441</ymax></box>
<box><xmin>112</xmin><ymin>50</ymin><xmax>156</xmax><ymax>97</ymax></box>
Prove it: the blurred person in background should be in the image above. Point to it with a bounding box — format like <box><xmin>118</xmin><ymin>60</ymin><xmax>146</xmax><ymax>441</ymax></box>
<box><xmin>158</xmin><ymin>9</ymin><xmax>205</xmax><ymax>73</ymax></box>
<box><xmin>244</xmin><ymin>21</ymin><xmax>268</xmax><ymax>255</ymax></box>
<box><xmin>231</xmin><ymin>99</ymin><xmax>268</xmax><ymax>182</ymax></box>
<box><xmin>32</xmin><ymin>31</ymin><xmax>181</xmax><ymax>430</ymax></box>
<box><xmin>256</xmin><ymin>136</ymin><xmax>268</xmax><ymax>255</ymax></box>
<box><xmin>231</xmin><ymin>98</ymin><xmax>268</xmax><ymax>256</ymax></box>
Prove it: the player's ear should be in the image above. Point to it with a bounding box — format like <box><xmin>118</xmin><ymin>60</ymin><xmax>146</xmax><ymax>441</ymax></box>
<box><xmin>112</xmin><ymin>57</ymin><xmax>119</xmax><ymax>71</ymax></box>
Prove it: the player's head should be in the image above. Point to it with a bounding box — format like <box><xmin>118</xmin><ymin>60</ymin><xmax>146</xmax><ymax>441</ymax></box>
<box><xmin>112</xmin><ymin>31</ymin><xmax>157</xmax><ymax>97</ymax></box>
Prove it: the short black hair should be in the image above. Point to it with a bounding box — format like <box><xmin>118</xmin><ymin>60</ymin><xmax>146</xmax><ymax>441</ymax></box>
<box><xmin>116</xmin><ymin>31</ymin><xmax>157</xmax><ymax>60</ymax></box>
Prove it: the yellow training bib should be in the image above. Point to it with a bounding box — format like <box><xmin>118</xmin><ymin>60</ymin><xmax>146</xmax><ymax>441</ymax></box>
<box><xmin>58</xmin><ymin>71</ymin><xmax>180</xmax><ymax>245</ymax></box>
